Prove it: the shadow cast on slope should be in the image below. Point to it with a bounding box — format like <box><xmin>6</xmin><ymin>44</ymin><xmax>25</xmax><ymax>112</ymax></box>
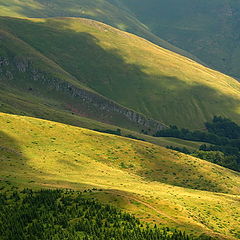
<box><xmin>0</xmin><ymin>130</ymin><xmax>30</xmax><ymax>187</ymax></box>
<box><xmin>1</xmin><ymin>17</ymin><xmax>240</xmax><ymax>129</ymax></box>
<box><xmin>0</xmin><ymin>0</ymin><xmax>87</xmax><ymax>18</ymax></box>
<box><xmin>0</xmin><ymin>127</ymin><xmax>86</xmax><ymax>189</ymax></box>
<box><xmin>129</xmin><ymin>142</ymin><xmax>240</xmax><ymax>194</ymax></box>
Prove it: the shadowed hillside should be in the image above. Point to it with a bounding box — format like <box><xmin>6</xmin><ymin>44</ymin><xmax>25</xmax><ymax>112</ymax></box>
<box><xmin>0</xmin><ymin>19</ymin><xmax>167</xmax><ymax>132</ymax></box>
<box><xmin>1</xmin><ymin>17</ymin><xmax>240</xmax><ymax>129</ymax></box>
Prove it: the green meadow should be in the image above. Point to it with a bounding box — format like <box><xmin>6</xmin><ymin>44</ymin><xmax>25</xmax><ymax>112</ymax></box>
<box><xmin>1</xmin><ymin>112</ymin><xmax>239</xmax><ymax>239</ymax></box>
<box><xmin>0</xmin><ymin>17</ymin><xmax>240</xmax><ymax>129</ymax></box>
<box><xmin>0</xmin><ymin>0</ymin><xmax>196</xmax><ymax>61</ymax></box>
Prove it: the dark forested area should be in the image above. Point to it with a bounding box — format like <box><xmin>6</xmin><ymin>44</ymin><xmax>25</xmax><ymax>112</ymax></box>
<box><xmin>0</xmin><ymin>189</ymin><xmax>205</xmax><ymax>240</ymax></box>
<box><xmin>156</xmin><ymin>117</ymin><xmax>240</xmax><ymax>171</ymax></box>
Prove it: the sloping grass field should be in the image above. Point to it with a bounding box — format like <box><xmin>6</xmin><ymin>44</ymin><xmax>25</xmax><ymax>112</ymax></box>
<box><xmin>0</xmin><ymin>0</ymin><xmax>197</xmax><ymax>61</ymax></box>
<box><xmin>1</xmin><ymin>112</ymin><xmax>240</xmax><ymax>239</ymax></box>
<box><xmin>0</xmin><ymin>17</ymin><xmax>240</xmax><ymax>129</ymax></box>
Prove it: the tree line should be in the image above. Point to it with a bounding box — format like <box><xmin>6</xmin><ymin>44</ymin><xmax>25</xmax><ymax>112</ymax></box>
<box><xmin>93</xmin><ymin>128</ymin><xmax>145</xmax><ymax>141</ymax></box>
<box><xmin>156</xmin><ymin>116</ymin><xmax>240</xmax><ymax>172</ymax></box>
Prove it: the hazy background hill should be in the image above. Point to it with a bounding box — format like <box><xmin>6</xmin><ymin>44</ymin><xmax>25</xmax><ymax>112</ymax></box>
<box><xmin>119</xmin><ymin>0</ymin><xmax>240</xmax><ymax>80</ymax></box>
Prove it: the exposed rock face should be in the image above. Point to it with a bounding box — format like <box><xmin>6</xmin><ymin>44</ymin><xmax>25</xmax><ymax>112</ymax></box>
<box><xmin>0</xmin><ymin>56</ymin><xmax>166</xmax><ymax>131</ymax></box>
<box><xmin>62</xmin><ymin>84</ymin><xmax>166</xmax><ymax>131</ymax></box>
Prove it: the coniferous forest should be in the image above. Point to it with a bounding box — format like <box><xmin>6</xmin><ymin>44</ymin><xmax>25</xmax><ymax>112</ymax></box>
<box><xmin>0</xmin><ymin>189</ymin><xmax>206</xmax><ymax>240</ymax></box>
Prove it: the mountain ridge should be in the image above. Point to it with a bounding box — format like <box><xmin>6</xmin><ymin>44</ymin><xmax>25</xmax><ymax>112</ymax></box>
<box><xmin>0</xmin><ymin>21</ymin><xmax>168</xmax><ymax>133</ymax></box>
<box><xmin>0</xmin><ymin>0</ymin><xmax>203</xmax><ymax>64</ymax></box>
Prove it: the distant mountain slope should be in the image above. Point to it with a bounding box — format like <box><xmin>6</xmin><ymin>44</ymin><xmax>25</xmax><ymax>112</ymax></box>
<box><xmin>1</xmin><ymin>17</ymin><xmax>240</xmax><ymax>129</ymax></box>
<box><xmin>120</xmin><ymin>0</ymin><xmax>240</xmax><ymax>80</ymax></box>
<box><xmin>0</xmin><ymin>0</ymin><xmax>200</xmax><ymax>63</ymax></box>
<box><xmin>0</xmin><ymin>112</ymin><xmax>240</xmax><ymax>239</ymax></box>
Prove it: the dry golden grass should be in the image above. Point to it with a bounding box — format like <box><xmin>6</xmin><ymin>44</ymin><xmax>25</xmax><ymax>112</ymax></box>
<box><xmin>0</xmin><ymin>112</ymin><xmax>239</xmax><ymax>239</ymax></box>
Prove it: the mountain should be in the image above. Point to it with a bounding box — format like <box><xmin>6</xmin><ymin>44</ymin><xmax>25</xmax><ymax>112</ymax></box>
<box><xmin>1</xmin><ymin>2</ymin><xmax>240</xmax><ymax>240</ymax></box>
<box><xmin>0</xmin><ymin>17</ymin><xmax>168</xmax><ymax>133</ymax></box>
<box><xmin>119</xmin><ymin>0</ymin><xmax>240</xmax><ymax>80</ymax></box>
<box><xmin>0</xmin><ymin>0</ymin><xmax>199</xmax><ymax>62</ymax></box>
<box><xmin>1</xmin><ymin>112</ymin><xmax>240</xmax><ymax>239</ymax></box>
<box><xmin>1</xmin><ymin>16</ymin><xmax>240</xmax><ymax>130</ymax></box>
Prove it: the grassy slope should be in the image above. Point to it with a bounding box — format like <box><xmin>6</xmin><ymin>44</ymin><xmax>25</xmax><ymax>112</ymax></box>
<box><xmin>120</xmin><ymin>0</ymin><xmax>240</xmax><ymax>80</ymax></box>
<box><xmin>0</xmin><ymin>86</ymin><xmax>203</xmax><ymax>151</ymax></box>
<box><xmin>0</xmin><ymin>0</ymin><xmax>199</xmax><ymax>62</ymax></box>
<box><xmin>0</xmin><ymin>112</ymin><xmax>240</xmax><ymax>239</ymax></box>
<box><xmin>0</xmin><ymin>26</ymin><xmax>205</xmax><ymax>150</ymax></box>
<box><xmin>1</xmin><ymin>17</ymin><xmax>240</xmax><ymax>129</ymax></box>
<box><xmin>1</xmin><ymin>23</ymin><xmax>171</xmax><ymax>135</ymax></box>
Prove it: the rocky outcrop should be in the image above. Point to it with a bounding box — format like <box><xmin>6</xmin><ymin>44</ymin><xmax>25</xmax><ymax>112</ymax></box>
<box><xmin>60</xmin><ymin>82</ymin><xmax>166</xmax><ymax>131</ymax></box>
<box><xmin>0</xmin><ymin>56</ymin><xmax>167</xmax><ymax>131</ymax></box>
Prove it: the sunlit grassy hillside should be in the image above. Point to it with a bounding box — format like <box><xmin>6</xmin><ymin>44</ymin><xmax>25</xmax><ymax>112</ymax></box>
<box><xmin>3</xmin><ymin>0</ymin><xmax>240</xmax><ymax>80</ymax></box>
<box><xmin>0</xmin><ymin>0</ymin><xmax>197</xmax><ymax>61</ymax></box>
<box><xmin>0</xmin><ymin>112</ymin><xmax>240</xmax><ymax>239</ymax></box>
<box><xmin>1</xmin><ymin>17</ymin><xmax>240</xmax><ymax>128</ymax></box>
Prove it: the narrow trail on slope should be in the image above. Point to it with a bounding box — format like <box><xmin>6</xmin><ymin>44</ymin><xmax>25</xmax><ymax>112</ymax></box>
<box><xmin>106</xmin><ymin>189</ymin><xmax>181</xmax><ymax>224</ymax></box>
<box><xmin>105</xmin><ymin>189</ymin><xmax>230</xmax><ymax>240</ymax></box>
